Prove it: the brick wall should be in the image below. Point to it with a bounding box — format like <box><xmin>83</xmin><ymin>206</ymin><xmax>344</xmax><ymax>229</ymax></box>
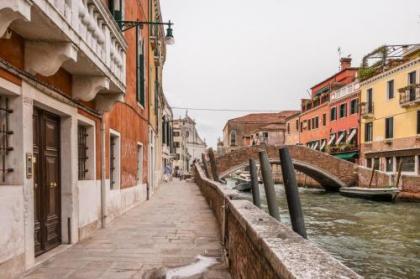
<box><xmin>194</xmin><ymin>164</ymin><xmax>361</xmax><ymax>279</ymax></box>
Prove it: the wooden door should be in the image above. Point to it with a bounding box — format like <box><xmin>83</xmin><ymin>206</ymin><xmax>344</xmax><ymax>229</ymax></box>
<box><xmin>33</xmin><ymin>108</ymin><xmax>61</xmax><ymax>256</ymax></box>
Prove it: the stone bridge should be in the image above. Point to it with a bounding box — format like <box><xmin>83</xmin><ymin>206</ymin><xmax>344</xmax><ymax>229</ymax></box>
<box><xmin>212</xmin><ymin>145</ymin><xmax>392</xmax><ymax>190</ymax></box>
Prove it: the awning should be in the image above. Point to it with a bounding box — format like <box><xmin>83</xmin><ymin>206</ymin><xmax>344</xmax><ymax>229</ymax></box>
<box><xmin>327</xmin><ymin>134</ymin><xmax>336</xmax><ymax>146</ymax></box>
<box><xmin>313</xmin><ymin>141</ymin><xmax>319</xmax><ymax>150</ymax></box>
<box><xmin>336</xmin><ymin>132</ymin><xmax>345</xmax><ymax>145</ymax></box>
<box><xmin>334</xmin><ymin>152</ymin><xmax>358</xmax><ymax>160</ymax></box>
<box><xmin>346</xmin><ymin>129</ymin><xmax>357</xmax><ymax>144</ymax></box>
<box><xmin>320</xmin><ymin>140</ymin><xmax>326</xmax><ymax>151</ymax></box>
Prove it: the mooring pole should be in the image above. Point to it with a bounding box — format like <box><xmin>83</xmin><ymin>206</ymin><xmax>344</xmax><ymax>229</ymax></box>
<box><xmin>279</xmin><ymin>147</ymin><xmax>307</xmax><ymax>239</ymax></box>
<box><xmin>395</xmin><ymin>160</ymin><xmax>403</xmax><ymax>188</ymax></box>
<box><xmin>201</xmin><ymin>153</ymin><xmax>210</xmax><ymax>178</ymax></box>
<box><xmin>258</xmin><ymin>150</ymin><xmax>280</xmax><ymax>221</ymax></box>
<box><xmin>208</xmin><ymin>148</ymin><xmax>219</xmax><ymax>182</ymax></box>
<box><xmin>249</xmin><ymin>159</ymin><xmax>261</xmax><ymax>208</ymax></box>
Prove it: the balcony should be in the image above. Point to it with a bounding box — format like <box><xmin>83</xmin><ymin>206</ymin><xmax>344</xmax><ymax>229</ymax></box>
<box><xmin>399</xmin><ymin>85</ymin><xmax>420</xmax><ymax>107</ymax></box>
<box><xmin>0</xmin><ymin>0</ymin><xmax>127</xmax><ymax>110</ymax></box>
<box><xmin>360</xmin><ymin>102</ymin><xmax>374</xmax><ymax>119</ymax></box>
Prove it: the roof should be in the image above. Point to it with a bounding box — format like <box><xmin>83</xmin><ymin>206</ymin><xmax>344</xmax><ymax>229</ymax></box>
<box><xmin>225</xmin><ymin>110</ymin><xmax>299</xmax><ymax>126</ymax></box>
<box><xmin>285</xmin><ymin>111</ymin><xmax>301</xmax><ymax>120</ymax></box>
<box><xmin>310</xmin><ymin>67</ymin><xmax>358</xmax><ymax>91</ymax></box>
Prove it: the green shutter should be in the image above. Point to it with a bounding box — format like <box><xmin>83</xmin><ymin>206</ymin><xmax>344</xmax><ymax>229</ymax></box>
<box><xmin>137</xmin><ymin>50</ymin><xmax>145</xmax><ymax>106</ymax></box>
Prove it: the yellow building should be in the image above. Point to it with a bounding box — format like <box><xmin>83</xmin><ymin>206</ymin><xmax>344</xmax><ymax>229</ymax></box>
<box><xmin>360</xmin><ymin>45</ymin><xmax>420</xmax><ymax>174</ymax></box>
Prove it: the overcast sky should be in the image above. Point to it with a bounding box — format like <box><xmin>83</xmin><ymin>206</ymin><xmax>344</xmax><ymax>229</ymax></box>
<box><xmin>161</xmin><ymin>0</ymin><xmax>420</xmax><ymax>148</ymax></box>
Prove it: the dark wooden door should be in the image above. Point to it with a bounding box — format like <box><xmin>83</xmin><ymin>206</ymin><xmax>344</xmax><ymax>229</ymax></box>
<box><xmin>33</xmin><ymin>108</ymin><xmax>61</xmax><ymax>256</ymax></box>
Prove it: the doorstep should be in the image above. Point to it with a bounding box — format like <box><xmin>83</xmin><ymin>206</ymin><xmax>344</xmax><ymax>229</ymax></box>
<box><xmin>24</xmin><ymin>244</ymin><xmax>73</xmax><ymax>275</ymax></box>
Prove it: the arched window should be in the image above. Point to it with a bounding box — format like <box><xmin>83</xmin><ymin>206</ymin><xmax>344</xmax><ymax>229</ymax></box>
<box><xmin>230</xmin><ymin>130</ymin><xmax>237</xmax><ymax>146</ymax></box>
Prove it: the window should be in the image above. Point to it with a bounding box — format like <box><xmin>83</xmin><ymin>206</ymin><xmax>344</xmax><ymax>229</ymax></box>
<box><xmin>287</xmin><ymin>123</ymin><xmax>290</xmax><ymax>134</ymax></box>
<box><xmin>417</xmin><ymin>111</ymin><xmax>420</xmax><ymax>135</ymax></box>
<box><xmin>366</xmin><ymin>158</ymin><xmax>372</xmax><ymax>168</ymax></box>
<box><xmin>373</xmin><ymin>158</ymin><xmax>380</xmax><ymax>170</ymax></box>
<box><xmin>137</xmin><ymin>39</ymin><xmax>145</xmax><ymax>106</ymax></box>
<box><xmin>322</xmin><ymin>114</ymin><xmax>326</xmax><ymax>126</ymax></box>
<box><xmin>173</xmin><ymin>131</ymin><xmax>180</xmax><ymax>137</ymax></box>
<box><xmin>387</xmin><ymin>80</ymin><xmax>394</xmax><ymax>99</ymax></box>
<box><xmin>408</xmin><ymin>71</ymin><xmax>417</xmax><ymax>101</ymax></box>
<box><xmin>315</xmin><ymin>117</ymin><xmax>319</xmax><ymax>129</ymax></box>
<box><xmin>367</xmin><ymin>88</ymin><xmax>373</xmax><ymax>113</ymax></box>
<box><xmin>350</xmin><ymin>99</ymin><xmax>358</xmax><ymax>114</ymax></box>
<box><xmin>330</xmin><ymin>107</ymin><xmax>337</xmax><ymax>121</ymax></box>
<box><xmin>385</xmin><ymin>157</ymin><xmax>393</xmax><ymax>172</ymax></box>
<box><xmin>136</xmin><ymin>144</ymin><xmax>143</xmax><ymax>184</ymax></box>
<box><xmin>365</xmin><ymin>122</ymin><xmax>373</xmax><ymax>142</ymax></box>
<box><xmin>110</xmin><ymin>131</ymin><xmax>121</xmax><ymax>189</ymax></box>
<box><xmin>78</xmin><ymin>126</ymin><xmax>88</xmax><ymax>180</ymax></box>
<box><xmin>385</xmin><ymin>117</ymin><xmax>394</xmax><ymax>139</ymax></box>
<box><xmin>295</xmin><ymin>119</ymin><xmax>299</xmax><ymax>131</ymax></box>
<box><xmin>339</xmin><ymin>103</ymin><xmax>347</xmax><ymax>118</ymax></box>
<box><xmin>109</xmin><ymin>0</ymin><xmax>124</xmax><ymax>23</ymax></box>
<box><xmin>263</xmin><ymin>132</ymin><xmax>269</xmax><ymax>140</ymax></box>
<box><xmin>230</xmin><ymin>130</ymin><xmax>237</xmax><ymax>146</ymax></box>
<box><xmin>174</xmin><ymin>141</ymin><xmax>180</xmax><ymax>148</ymax></box>
<box><xmin>397</xmin><ymin>156</ymin><xmax>415</xmax><ymax>172</ymax></box>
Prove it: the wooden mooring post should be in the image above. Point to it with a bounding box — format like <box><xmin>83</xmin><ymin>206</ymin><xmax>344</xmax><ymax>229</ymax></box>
<box><xmin>258</xmin><ymin>150</ymin><xmax>280</xmax><ymax>221</ymax></box>
<box><xmin>201</xmin><ymin>153</ymin><xmax>210</xmax><ymax>178</ymax></box>
<box><xmin>249</xmin><ymin>159</ymin><xmax>261</xmax><ymax>208</ymax></box>
<box><xmin>279</xmin><ymin>147</ymin><xmax>307</xmax><ymax>239</ymax></box>
<box><xmin>208</xmin><ymin>148</ymin><xmax>219</xmax><ymax>182</ymax></box>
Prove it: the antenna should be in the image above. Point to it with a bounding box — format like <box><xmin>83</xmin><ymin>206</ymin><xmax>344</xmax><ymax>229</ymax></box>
<box><xmin>337</xmin><ymin>47</ymin><xmax>342</xmax><ymax>71</ymax></box>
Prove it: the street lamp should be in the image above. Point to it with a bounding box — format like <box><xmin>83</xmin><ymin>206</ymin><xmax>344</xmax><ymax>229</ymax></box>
<box><xmin>164</xmin><ymin>21</ymin><xmax>175</xmax><ymax>45</ymax></box>
<box><xmin>117</xmin><ymin>20</ymin><xmax>175</xmax><ymax>46</ymax></box>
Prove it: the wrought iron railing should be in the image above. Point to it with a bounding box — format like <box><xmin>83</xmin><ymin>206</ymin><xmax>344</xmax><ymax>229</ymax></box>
<box><xmin>399</xmin><ymin>85</ymin><xmax>420</xmax><ymax>105</ymax></box>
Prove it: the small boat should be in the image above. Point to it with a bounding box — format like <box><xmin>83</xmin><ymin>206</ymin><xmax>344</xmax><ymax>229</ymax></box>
<box><xmin>234</xmin><ymin>181</ymin><xmax>251</xmax><ymax>192</ymax></box>
<box><xmin>339</xmin><ymin>187</ymin><xmax>399</xmax><ymax>202</ymax></box>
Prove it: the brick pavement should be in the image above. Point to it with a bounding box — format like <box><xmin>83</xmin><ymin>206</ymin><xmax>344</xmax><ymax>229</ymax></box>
<box><xmin>24</xmin><ymin>180</ymin><xmax>230</xmax><ymax>279</ymax></box>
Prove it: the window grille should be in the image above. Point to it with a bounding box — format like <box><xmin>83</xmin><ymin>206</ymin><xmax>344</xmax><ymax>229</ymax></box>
<box><xmin>110</xmin><ymin>136</ymin><xmax>116</xmax><ymax>189</ymax></box>
<box><xmin>0</xmin><ymin>96</ymin><xmax>13</xmax><ymax>183</ymax></box>
<box><xmin>78</xmin><ymin>126</ymin><xmax>88</xmax><ymax>180</ymax></box>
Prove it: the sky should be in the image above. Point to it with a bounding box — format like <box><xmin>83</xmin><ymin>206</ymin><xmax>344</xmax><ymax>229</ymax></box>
<box><xmin>160</xmin><ymin>0</ymin><xmax>420</xmax><ymax>148</ymax></box>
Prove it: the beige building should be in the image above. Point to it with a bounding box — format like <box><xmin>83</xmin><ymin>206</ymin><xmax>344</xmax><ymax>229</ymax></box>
<box><xmin>285</xmin><ymin>112</ymin><xmax>301</xmax><ymax>145</ymax></box>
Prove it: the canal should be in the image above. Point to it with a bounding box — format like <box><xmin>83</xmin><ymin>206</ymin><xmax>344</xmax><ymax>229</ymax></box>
<box><xmin>227</xmin><ymin>181</ymin><xmax>420</xmax><ymax>278</ymax></box>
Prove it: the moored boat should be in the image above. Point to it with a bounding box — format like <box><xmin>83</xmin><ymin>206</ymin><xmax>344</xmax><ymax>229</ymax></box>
<box><xmin>339</xmin><ymin>187</ymin><xmax>399</xmax><ymax>202</ymax></box>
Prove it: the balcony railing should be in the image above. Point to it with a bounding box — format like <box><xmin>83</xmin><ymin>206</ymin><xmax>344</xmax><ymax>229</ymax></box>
<box><xmin>399</xmin><ymin>85</ymin><xmax>420</xmax><ymax>107</ymax></box>
<box><xmin>1</xmin><ymin>0</ymin><xmax>127</xmax><ymax>93</ymax></box>
<box><xmin>360</xmin><ymin>102</ymin><xmax>374</xmax><ymax>118</ymax></box>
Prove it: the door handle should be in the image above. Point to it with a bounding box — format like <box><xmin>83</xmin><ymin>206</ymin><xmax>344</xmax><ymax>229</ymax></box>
<box><xmin>50</xmin><ymin>182</ymin><xmax>57</xmax><ymax>188</ymax></box>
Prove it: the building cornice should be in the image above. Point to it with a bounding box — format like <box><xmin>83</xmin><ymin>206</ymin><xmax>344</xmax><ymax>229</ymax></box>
<box><xmin>360</xmin><ymin>58</ymin><xmax>420</xmax><ymax>87</ymax></box>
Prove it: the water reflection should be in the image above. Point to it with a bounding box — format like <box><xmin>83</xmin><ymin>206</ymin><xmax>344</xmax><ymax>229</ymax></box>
<box><xmin>227</xmin><ymin>180</ymin><xmax>420</xmax><ymax>278</ymax></box>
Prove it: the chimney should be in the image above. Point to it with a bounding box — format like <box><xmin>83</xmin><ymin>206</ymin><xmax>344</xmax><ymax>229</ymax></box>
<box><xmin>340</xmin><ymin>57</ymin><xmax>352</xmax><ymax>70</ymax></box>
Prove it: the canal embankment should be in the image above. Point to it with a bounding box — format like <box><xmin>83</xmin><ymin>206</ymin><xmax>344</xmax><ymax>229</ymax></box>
<box><xmin>194</xmin><ymin>163</ymin><xmax>361</xmax><ymax>279</ymax></box>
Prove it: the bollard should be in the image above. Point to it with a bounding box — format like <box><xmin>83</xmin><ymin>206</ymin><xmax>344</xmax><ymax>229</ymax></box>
<box><xmin>279</xmin><ymin>147</ymin><xmax>307</xmax><ymax>239</ymax></box>
<box><xmin>208</xmin><ymin>148</ymin><xmax>219</xmax><ymax>182</ymax></box>
<box><xmin>249</xmin><ymin>159</ymin><xmax>261</xmax><ymax>208</ymax></box>
<box><xmin>258</xmin><ymin>150</ymin><xmax>280</xmax><ymax>221</ymax></box>
<box><xmin>201</xmin><ymin>153</ymin><xmax>210</xmax><ymax>178</ymax></box>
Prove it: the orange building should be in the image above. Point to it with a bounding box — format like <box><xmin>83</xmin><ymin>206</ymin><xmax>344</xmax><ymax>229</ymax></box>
<box><xmin>299</xmin><ymin>58</ymin><xmax>358</xmax><ymax>152</ymax></box>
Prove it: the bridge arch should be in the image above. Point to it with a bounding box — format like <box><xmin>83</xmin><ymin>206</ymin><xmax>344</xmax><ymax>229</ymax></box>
<box><xmin>215</xmin><ymin>145</ymin><xmax>358</xmax><ymax>190</ymax></box>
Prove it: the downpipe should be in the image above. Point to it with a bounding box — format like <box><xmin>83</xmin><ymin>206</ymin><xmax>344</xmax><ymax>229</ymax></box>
<box><xmin>100</xmin><ymin>115</ymin><xmax>107</xmax><ymax>228</ymax></box>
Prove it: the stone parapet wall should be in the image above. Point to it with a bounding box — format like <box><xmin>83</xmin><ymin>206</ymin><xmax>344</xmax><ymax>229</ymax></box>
<box><xmin>194</xmin><ymin>164</ymin><xmax>361</xmax><ymax>279</ymax></box>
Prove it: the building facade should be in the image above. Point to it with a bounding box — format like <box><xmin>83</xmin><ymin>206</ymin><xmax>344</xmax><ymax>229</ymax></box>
<box><xmin>285</xmin><ymin>112</ymin><xmax>301</xmax><ymax>145</ymax></box>
<box><xmin>0</xmin><ymin>0</ymin><xmax>170</xmax><ymax>276</ymax></box>
<box><xmin>299</xmin><ymin>58</ymin><xmax>358</xmax><ymax>155</ymax></box>
<box><xmin>173</xmin><ymin>115</ymin><xmax>206</xmax><ymax>173</ymax></box>
<box><xmin>327</xmin><ymin>81</ymin><xmax>360</xmax><ymax>161</ymax></box>
<box><xmin>360</xmin><ymin>45</ymin><xmax>420</xmax><ymax>174</ymax></box>
<box><xmin>222</xmin><ymin>111</ymin><xmax>298</xmax><ymax>153</ymax></box>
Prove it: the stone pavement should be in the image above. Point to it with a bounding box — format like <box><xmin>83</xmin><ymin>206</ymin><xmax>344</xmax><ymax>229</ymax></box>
<box><xmin>25</xmin><ymin>180</ymin><xmax>231</xmax><ymax>279</ymax></box>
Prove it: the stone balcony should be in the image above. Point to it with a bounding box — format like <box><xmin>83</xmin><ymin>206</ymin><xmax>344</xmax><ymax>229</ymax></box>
<box><xmin>360</xmin><ymin>102</ymin><xmax>374</xmax><ymax>119</ymax></box>
<box><xmin>399</xmin><ymin>86</ymin><xmax>420</xmax><ymax>107</ymax></box>
<box><xmin>0</xmin><ymin>0</ymin><xmax>127</xmax><ymax>111</ymax></box>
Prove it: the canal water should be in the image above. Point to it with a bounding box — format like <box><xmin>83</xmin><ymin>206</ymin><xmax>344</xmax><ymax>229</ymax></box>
<box><xmin>227</xmin><ymin>181</ymin><xmax>420</xmax><ymax>278</ymax></box>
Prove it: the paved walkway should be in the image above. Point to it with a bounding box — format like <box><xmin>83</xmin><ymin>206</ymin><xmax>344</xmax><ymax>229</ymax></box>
<box><xmin>25</xmin><ymin>180</ymin><xmax>230</xmax><ymax>279</ymax></box>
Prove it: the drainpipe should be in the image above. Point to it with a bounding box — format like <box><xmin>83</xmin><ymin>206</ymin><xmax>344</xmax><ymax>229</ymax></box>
<box><xmin>100</xmin><ymin>115</ymin><xmax>106</xmax><ymax>228</ymax></box>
